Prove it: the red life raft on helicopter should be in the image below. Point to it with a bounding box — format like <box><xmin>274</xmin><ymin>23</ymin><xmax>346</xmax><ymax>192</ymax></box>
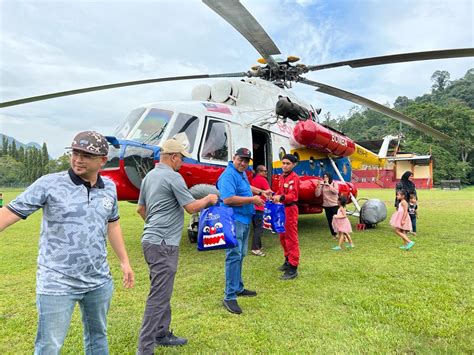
<box><xmin>292</xmin><ymin>120</ymin><xmax>355</xmax><ymax>157</ymax></box>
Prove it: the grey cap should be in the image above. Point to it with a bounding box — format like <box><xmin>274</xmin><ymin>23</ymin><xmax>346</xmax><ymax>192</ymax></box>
<box><xmin>67</xmin><ymin>131</ymin><xmax>109</xmax><ymax>156</ymax></box>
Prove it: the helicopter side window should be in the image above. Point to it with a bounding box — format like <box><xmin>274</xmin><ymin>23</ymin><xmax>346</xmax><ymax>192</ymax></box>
<box><xmin>129</xmin><ymin>108</ymin><xmax>173</xmax><ymax>145</ymax></box>
<box><xmin>201</xmin><ymin>119</ymin><xmax>229</xmax><ymax>163</ymax></box>
<box><xmin>167</xmin><ymin>113</ymin><xmax>199</xmax><ymax>153</ymax></box>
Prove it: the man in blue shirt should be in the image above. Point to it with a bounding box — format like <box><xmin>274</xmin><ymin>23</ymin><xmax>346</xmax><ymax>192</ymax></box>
<box><xmin>0</xmin><ymin>131</ymin><xmax>134</xmax><ymax>354</ymax></box>
<box><xmin>217</xmin><ymin>147</ymin><xmax>270</xmax><ymax>314</ymax></box>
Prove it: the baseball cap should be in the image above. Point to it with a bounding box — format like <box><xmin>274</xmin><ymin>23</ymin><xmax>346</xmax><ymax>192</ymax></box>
<box><xmin>160</xmin><ymin>139</ymin><xmax>191</xmax><ymax>158</ymax></box>
<box><xmin>235</xmin><ymin>147</ymin><xmax>252</xmax><ymax>159</ymax></box>
<box><xmin>67</xmin><ymin>131</ymin><xmax>109</xmax><ymax>156</ymax></box>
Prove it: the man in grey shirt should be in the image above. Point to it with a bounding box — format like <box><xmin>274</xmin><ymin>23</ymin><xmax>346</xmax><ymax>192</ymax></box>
<box><xmin>136</xmin><ymin>138</ymin><xmax>218</xmax><ymax>353</ymax></box>
<box><xmin>0</xmin><ymin>131</ymin><xmax>134</xmax><ymax>354</ymax></box>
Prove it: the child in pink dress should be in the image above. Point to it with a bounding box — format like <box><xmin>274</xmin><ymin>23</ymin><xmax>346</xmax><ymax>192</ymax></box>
<box><xmin>331</xmin><ymin>196</ymin><xmax>354</xmax><ymax>250</ymax></box>
<box><xmin>390</xmin><ymin>190</ymin><xmax>415</xmax><ymax>250</ymax></box>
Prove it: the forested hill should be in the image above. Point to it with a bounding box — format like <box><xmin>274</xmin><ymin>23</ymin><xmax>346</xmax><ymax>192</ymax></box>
<box><xmin>324</xmin><ymin>69</ymin><xmax>474</xmax><ymax>184</ymax></box>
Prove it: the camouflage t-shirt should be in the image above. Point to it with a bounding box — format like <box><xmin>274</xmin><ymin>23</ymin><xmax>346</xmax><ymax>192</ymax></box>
<box><xmin>7</xmin><ymin>170</ymin><xmax>119</xmax><ymax>295</ymax></box>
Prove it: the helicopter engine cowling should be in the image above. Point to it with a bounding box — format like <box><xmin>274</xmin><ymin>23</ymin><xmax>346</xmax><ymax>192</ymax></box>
<box><xmin>275</xmin><ymin>97</ymin><xmax>310</xmax><ymax>121</ymax></box>
<box><xmin>293</xmin><ymin>120</ymin><xmax>355</xmax><ymax>157</ymax></box>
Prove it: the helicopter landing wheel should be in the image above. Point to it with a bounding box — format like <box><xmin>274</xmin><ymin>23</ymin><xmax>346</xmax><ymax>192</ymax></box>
<box><xmin>188</xmin><ymin>230</ymin><xmax>198</xmax><ymax>243</ymax></box>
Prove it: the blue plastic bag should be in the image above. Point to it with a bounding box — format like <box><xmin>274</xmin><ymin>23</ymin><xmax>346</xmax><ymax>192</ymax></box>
<box><xmin>197</xmin><ymin>203</ymin><xmax>237</xmax><ymax>251</ymax></box>
<box><xmin>263</xmin><ymin>201</ymin><xmax>286</xmax><ymax>233</ymax></box>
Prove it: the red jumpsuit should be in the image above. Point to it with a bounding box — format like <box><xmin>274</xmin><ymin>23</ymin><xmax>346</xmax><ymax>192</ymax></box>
<box><xmin>276</xmin><ymin>171</ymin><xmax>300</xmax><ymax>267</ymax></box>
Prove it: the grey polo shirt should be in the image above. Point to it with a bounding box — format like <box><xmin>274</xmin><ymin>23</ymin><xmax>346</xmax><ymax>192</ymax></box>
<box><xmin>7</xmin><ymin>169</ymin><xmax>119</xmax><ymax>295</ymax></box>
<box><xmin>138</xmin><ymin>163</ymin><xmax>195</xmax><ymax>246</ymax></box>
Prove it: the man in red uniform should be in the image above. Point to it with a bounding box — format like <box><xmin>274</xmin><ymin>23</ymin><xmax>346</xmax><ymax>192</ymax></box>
<box><xmin>273</xmin><ymin>154</ymin><xmax>300</xmax><ymax>280</ymax></box>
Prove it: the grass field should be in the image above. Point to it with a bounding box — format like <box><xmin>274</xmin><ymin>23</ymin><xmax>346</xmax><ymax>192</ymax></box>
<box><xmin>0</xmin><ymin>187</ymin><xmax>472</xmax><ymax>354</ymax></box>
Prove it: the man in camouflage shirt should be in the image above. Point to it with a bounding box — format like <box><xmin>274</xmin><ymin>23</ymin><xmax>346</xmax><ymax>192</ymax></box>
<box><xmin>0</xmin><ymin>131</ymin><xmax>134</xmax><ymax>354</ymax></box>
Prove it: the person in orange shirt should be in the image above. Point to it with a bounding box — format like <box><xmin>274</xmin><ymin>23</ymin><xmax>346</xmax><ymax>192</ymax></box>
<box><xmin>272</xmin><ymin>154</ymin><xmax>300</xmax><ymax>280</ymax></box>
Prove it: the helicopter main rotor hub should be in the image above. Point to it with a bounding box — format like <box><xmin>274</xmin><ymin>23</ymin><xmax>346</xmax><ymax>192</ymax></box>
<box><xmin>249</xmin><ymin>62</ymin><xmax>308</xmax><ymax>87</ymax></box>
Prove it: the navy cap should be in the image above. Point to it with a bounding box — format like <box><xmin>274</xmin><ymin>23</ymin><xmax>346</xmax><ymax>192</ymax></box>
<box><xmin>282</xmin><ymin>153</ymin><xmax>297</xmax><ymax>163</ymax></box>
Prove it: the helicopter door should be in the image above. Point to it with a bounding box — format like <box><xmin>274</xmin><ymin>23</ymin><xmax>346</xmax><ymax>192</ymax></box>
<box><xmin>199</xmin><ymin>118</ymin><xmax>231</xmax><ymax>165</ymax></box>
<box><xmin>251</xmin><ymin>128</ymin><xmax>272</xmax><ymax>180</ymax></box>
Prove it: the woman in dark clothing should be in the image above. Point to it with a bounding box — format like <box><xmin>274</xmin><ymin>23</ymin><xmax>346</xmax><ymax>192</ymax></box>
<box><xmin>395</xmin><ymin>171</ymin><xmax>417</xmax><ymax>208</ymax></box>
<box><xmin>315</xmin><ymin>172</ymin><xmax>340</xmax><ymax>238</ymax></box>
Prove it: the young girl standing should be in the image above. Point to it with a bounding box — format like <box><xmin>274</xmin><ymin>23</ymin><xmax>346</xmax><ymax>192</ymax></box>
<box><xmin>331</xmin><ymin>195</ymin><xmax>354</xmax><ymax>250</ymax></box>
<box><xmin>390</xmin><ymin>190</ymin><xmax>415</xmax><ymax>250</ymax></box>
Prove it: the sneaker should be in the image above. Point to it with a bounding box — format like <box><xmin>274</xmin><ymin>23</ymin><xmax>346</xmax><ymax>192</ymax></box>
<box><xmin>237</xmin><ymin>289</ymin><xmax>257</xmax><ymax>297</ymax></box>
<box><xmin>222</xmin><ymin>299</ymin><xmax>242</xmax><ymax>314</ymax></box>
<box><xmin>332</xmin><ymin>246</ymin><xmax>342</xmax><ymax>251</ymax></box>
<box><xmin>405</xmin><ymin>241</ymin><xmax>416</xmax><ymax>250</ymax></box>
<box><xmin>280</xmin><ymin>267</ymin><xmax>298</xmax><ymax>280</ymax></box>
<box><xmin>251</xmin><ymin>249</ymin><xmax>266</xmax><ymax>257</ymax></box>
<box><xmin>278</xmin><ymin>261</ymin><xmax>290</xmax><ymax>271</ymax></box>
<box><xmin>399</xmin><ymin>245</ymin><xmax>407</xmax><ymax>249</ymax></box>
<box><xmin>155</xmin><ymin>331</ymin><xmax>188</xmax><ymax>347</ymax></box>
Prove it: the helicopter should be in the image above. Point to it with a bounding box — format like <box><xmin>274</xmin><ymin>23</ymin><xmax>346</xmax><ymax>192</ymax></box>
<box><xmin>1</xmin><ymin>0</ymin><xmax>473</xmax><ymax>242</ymax></box>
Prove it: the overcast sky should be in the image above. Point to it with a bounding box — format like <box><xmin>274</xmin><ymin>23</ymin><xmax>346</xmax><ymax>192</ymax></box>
<box><xmin>1</xmin><ymin>0</ymin><xmax>473</xmax><ymax>157</ymax></box>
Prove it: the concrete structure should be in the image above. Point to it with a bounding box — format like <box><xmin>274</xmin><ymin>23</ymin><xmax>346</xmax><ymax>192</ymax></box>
<box><xmin>352</xmin><ymin>140</ymin><xmax>433</xmax><ymax>189</ymax></box>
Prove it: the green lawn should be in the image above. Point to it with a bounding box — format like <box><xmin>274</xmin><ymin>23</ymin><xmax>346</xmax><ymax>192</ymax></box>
<box><xmin>0</xmin><ymin>187</ymin><xmax>472</xmax><ymax>354</ymax></box>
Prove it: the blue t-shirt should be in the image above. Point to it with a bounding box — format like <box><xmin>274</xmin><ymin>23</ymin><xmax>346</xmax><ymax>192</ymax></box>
<box><xmin>8</xmin><ymin>170</ymin><xmax>119</xmax><ymax>295</ymax></box>
<box><xmin>217</xmin><ymin>162</ymin><xmax>254</xmax><ymax>224</ymax></box>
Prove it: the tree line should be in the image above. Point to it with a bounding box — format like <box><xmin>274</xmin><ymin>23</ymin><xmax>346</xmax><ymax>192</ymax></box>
<box><xmin>0</xmin><ymin>138</ymin><xmax>70</xmax><ymax>186</ymax></box>
<box><xmin>324</xmin><ymin>69</ymin><xmax>474</xmax><ymax>184</ymax></box>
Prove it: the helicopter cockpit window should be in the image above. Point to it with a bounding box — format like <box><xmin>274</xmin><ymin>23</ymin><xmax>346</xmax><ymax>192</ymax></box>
<box><xmin>114</xmin><ymin>107</ymin><xmax>146</xmax><ymax>139</ymax></box>
<box><xmin>201</xmin><ymin>119</ymin><xmax>229</xmax><ymax>162</ymax></box>
<box><xmin>167</xmin><ymin>113</ymin><xmax>199</xmax><ymax>153</ymax></box>
<box><xmin>129</xmin><ymin>108</ymin><xmax>173</xmax><ymax>145</ymax></box>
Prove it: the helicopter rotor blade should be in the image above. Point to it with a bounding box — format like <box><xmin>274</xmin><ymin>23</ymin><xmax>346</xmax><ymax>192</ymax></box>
<box><xmin>0</xmin><ymin>72</ymin><xmax>247</xmax><ymax>108</ymax></box>
<box><xmin>298</xmin><ymin>77</ymin><xmax>450</xmax><ymax>141</ymax></box>
<box><xmin>203</xmin><ymin>0</ymin><xmax>281</xmax><ymax>69</ymax></box>
<box><xmin>306</xmin><ymin>48</ymin><xmax>474</xmax><ymax>71</ymax></box>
